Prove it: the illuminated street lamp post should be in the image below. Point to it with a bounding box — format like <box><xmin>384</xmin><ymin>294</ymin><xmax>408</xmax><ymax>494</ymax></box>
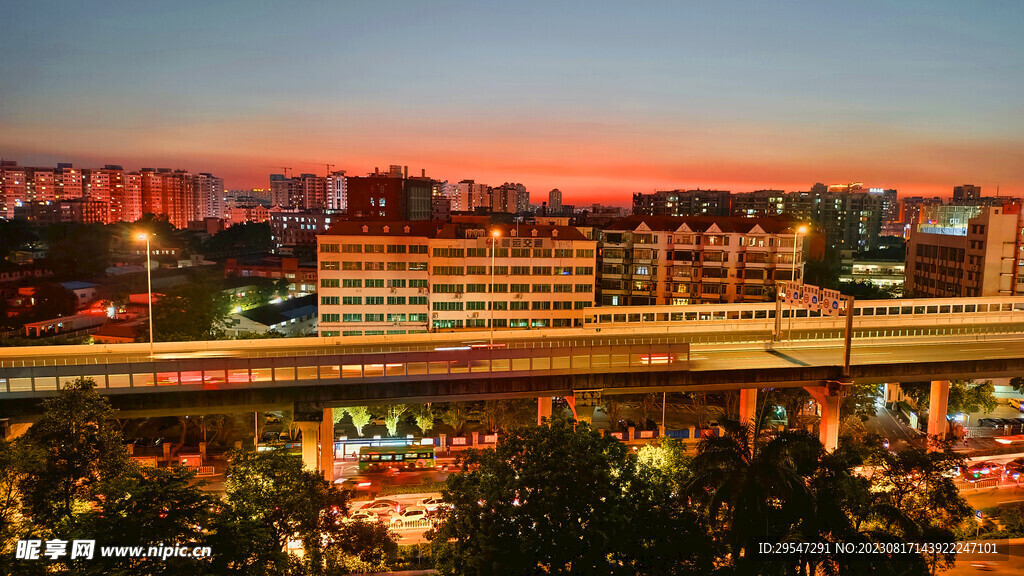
<box><xmin>788</xmin><ymin>225</ymin><xmax>808</xmax><ymax>341</ymax></box>
<box><xmin>490</xmin><ymin>230</ymin><xmax>500</xmax><ymax>347</ymax></box>
<box><xmin>137</xmin><ymin>233</ymin><xmax>154</xmax><ymax>356</ymax></box>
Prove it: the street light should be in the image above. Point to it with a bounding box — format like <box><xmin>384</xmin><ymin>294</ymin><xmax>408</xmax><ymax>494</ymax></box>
<box><xmin>137</xmin><ymin>233</ymin><xmax>154</xmax><ymax>356</ymax></box>
<box><xmin>490</xmin><ymin>230</ymin><xmax>500</xmax><ymax>347</ymax></box>
<box><xmin>787</xmin><ymin>225</ymin><xmax>809</xmax><ymax>340</ymax></box>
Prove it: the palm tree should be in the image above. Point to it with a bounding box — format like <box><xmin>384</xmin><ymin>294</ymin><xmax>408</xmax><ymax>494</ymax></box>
<box><xmin>688</xmin><ymin>411</ymin><xmax>820</xmax><ymax>574</ymax></box>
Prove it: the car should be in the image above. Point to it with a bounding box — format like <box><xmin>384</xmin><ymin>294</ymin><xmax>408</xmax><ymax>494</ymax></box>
<box><xmin>359</xmin><ymin>499</ymin><xmax>400</xmax><ymax>517</ymax></box>
<box><xmin>417</xmin><ymin>496</ymin><xmax>445</xmax><ymax>513</ymax></box>
<box><xmin>348</xmin><ymin>510</ymin><xmax>378</xmax><ymax>522</ymax></box>
<box><xmin>964</xmin><ymin>461</ymin><xmax>1004</xmax><ymax>481</ymax></box>
<box><xmin>1009</xmin><ymin>398</ymin><xmax>1024</xmax><ymax>411</ymax></box>
<box><xmin>1004</xmin><ymin>457</ymin><xmax>1024</xmax><ymax>479</ymax></box>
<box><xmin>390</xmin><ymin>506</ymin><xmax>428</xmax><ymax>528</ymax></box>
<box><xmin>334</xmin><ymin>477</ymin><xmax>375</xmax><ymax>493</ymax></box>
<box><xmin>978</xmin><ymin>418</ymin><xmax>998</xmax><ymax>427</ymax></box>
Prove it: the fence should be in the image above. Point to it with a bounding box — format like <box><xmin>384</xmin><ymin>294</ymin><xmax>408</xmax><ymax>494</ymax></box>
<box><xmin>954</xmin><ymin>476</ymin><xmax>1022</xmax><ymax>491</ymax></box>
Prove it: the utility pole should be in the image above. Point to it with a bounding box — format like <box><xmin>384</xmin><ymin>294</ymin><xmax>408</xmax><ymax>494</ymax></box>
<box><xmin>843</xmin><ymin>295</ymin><xmax>855</xmax><ymax>377</ymax></box>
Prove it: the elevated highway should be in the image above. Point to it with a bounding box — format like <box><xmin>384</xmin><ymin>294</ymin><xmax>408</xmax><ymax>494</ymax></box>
<box><xmin>0</xmin><ymin>296</ymin><xmax>1021</xmax><ymax>415</ymax></box>
<box><xmin>2</xmin><ymin>295</ymin><xmax>1023</xmax><ymax>467</ymax></box>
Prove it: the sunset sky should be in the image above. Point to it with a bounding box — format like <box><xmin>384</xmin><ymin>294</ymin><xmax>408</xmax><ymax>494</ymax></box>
<box><xmin>2</xmin><ymin>1</ymin><xmax>1022</xmax><ymax>206</ymax></box>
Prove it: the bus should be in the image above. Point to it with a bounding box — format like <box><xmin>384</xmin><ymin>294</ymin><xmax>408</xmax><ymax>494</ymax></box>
<box><xmin>357</xmin><ymin>445</ymin><xmax>436</xmax><ymax>472</ymax></box>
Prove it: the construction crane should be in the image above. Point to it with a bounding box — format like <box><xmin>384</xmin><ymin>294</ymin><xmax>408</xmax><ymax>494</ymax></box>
<box><xmin>262</xmin><ymin>165</ymin><xmax>292</xmax><ymax>177</ymax></box>
<box><xmin>299</xmin><ymin>162</ymin><xmax>337</xmax><ymax>175</ymax></box>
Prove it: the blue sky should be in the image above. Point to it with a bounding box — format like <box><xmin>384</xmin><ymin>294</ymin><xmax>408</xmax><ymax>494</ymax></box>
<box><xmin>2</xmin><ymin>1</ymin><xmax>1022</xmax><ymax>203</ymax></box>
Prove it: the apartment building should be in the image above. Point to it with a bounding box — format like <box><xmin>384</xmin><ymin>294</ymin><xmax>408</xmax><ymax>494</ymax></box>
<box><xmin>316</xmin><ymin>220</ymin><xmax>597</xmax><ymax>336</ymax></box>
<box><xmin>597</xmin><ymin>215</ymin><xmax>804</xmax><ymax>306</ymax></box>
<box><xmin>905</xmin><ymin>205</ymin><xmax>1024</xmax><ymax>297</ymax></box>
<box><xmin>632</xmin><ymin>189</ymin><xmax>732</xmax><ymax>217</ymax></box>
<box><xmin>0</xmin><ymin>161</ymin><xmax>220</xmax><ymax>225</ymax></box>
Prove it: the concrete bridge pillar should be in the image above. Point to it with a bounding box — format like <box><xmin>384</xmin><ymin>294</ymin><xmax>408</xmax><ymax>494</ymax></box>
<box><xmin>927</xmin><ymin>380</ymin><xmax>950</xmax><ymax>450</ymax></box>
<box><xmin>298</xmin><ymin>421</ymin><xmax>320</xmax><ymax>472</ymax></box>
<box><xmin>537</xmin><ymin>397</ymin><xmax>553</xmax><ymax>425</ymax></box>
<box><xmin>806</xmin><ymin>385</ymin><xmax>841</xmax><ymax>452</ymax></box>
<box><xmin>320</xmin><ymin>408</ymin><xmax>334</xmax><ymax>482</ymax></box>
<box><xmin>571</xmin><ymin>389</ymin><xmax>602</xmax><ymax>425</ymax></box>
<box><xmin>739</xmin><ymin>388</ymin><xmax>757</xmax><ymax>424</ymax></box>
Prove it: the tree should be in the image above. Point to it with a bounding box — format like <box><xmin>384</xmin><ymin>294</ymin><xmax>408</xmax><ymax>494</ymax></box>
<box><xmin>0</xmin><ymin>219</ymin><xmax>36</xmax><ymax>259</ymax></box>
<box><xmin>26</xmin><ymin>282</ymin><xmax>78</xmax><ymax>321</ymax></box>
<box><xmin>342</xmin><ymin>406</ymin><xmax>372</xmax><ymax>437</ymax></box>
<box><xmin>634</xmin><ymin>393</ymin><xmax>660</xmax><ymax>428</ymax></box>
<box><xmin>842</xmin><ymin>382</ymin><xmax>882</xmax><ymax>421</ymax></box>
<box><xmin>601</xmin><ymin>397</ymin><xmax>623</xmax><ymax>429</ymax></box>
<box><xmin>408</xmin><ymin>404</ymin><xmax>434</xmax><ymax>435</ymax></box>
<box><xmin>149</xmin><ymin>273</ymin><xmax>231</xmax><ymax>341</ymax></box>
<box><xmin>902</xmin><ymin>379</ymin><xmax>997</xmax><ymax>415</ymax></box>
<box><xmin>687</xmin><ymin>421</ymin><xmax>821</xmax><ymax>573</ymax></box>
<box><xmin>440</xmin><ymin>402</ymin><xmax>474</xmax><ymax>436</ymax></box>
<box><xmin>1011</xmin><ymin>376</ymin><xmax>1024</xmax><ymax>395</ymax></box>
<box><xmin>480</xmin><ymin>399</ymin><xmax>534</xmax><ymax>433</ymax></box>
<box><xmin>42</xmin><ymin>223</ymin><xmax>114</xmax><ymax>278</ymax></box>
<box><xmin>429</xmin><ymin>414</ymin><xmax>713</xmax><ymax>576</ymax></box>
<box><xmin>383</xmin><ymin>404</ymin><xmax>407</xmax><ymax>437</ymax></box>
<box><xmin>203</xmin><ymin>222</ymin><xmax>273</xmax><ymax>255</ymax></box>
<box><xmin>209</xmin><ymin>449</ymin><xmax>384</xmax><ymax>575</ymax></box>
<box><xmin>79</xmin><ymin>466</ymin><xmax>215</xmax><ymax>576</ymax></box>
<box><xmin>866</xmin><ymin>445</ymin><xmax>971</xmax><ymax>574</ymax></box>
<box><xmin>19</xmin><ymin>377</ymin><xmax>128</xmax><ymax>527</ymax></box>
<box><xmin>0</xmin><ymin>439</ymin><xmax>36</xmax><ymax>572</ymax></box>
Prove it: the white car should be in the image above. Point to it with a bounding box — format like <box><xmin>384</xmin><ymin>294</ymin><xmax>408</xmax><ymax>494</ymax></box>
<box><xmin>390</xmin><ymin>506</ymin><xmax>429</xmax><ymax>528</ymax></box>
<box><xmin>416</xmin><ymin>496</ymin><xmax>445</xmax><ymax>513</ymax></box>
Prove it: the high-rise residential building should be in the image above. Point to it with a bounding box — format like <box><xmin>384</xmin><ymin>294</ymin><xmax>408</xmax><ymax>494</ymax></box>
<box><xmin>731</xmin><ymin>187</ymin><xmax>884</xmax><ymax>252</ymax></box>
<box><xmin>905</xmin><ymin>205</ymin><xmax>1024</xmax><ymax>297</ymax></box>
<box><xmin>632</xmin><ymin>189</ymin><xmax>732</xmax><ymax>218</ymax></box>
<box><xmin>548</xmin><ymin>189</ymin><xmax>562</xmax><ymax>214</ymax></box>
<box><xmin>732</xmin><ymin>190</ymin><xmax>787</xmax><ymax>217</ymax></box>
<box><xmin>316</xmin><ymin>219</ymin><xmax>597</xmax><ymax>336</ymax></box>
<box><xmin>597</xmin><ymin>215</ymin><xmax>804</xmax><ymax>306</ymax></box>
<box><xmin>953</xmin><ymin>184</ymin><xmax>982</xmax><ymax>203</ymax></box>
<box><xmin>456</xmin><ymin>180</ymin><xmax>490</xmax><ymax>212</ymax></box>
<box><xmin>489</xmin><ymin>182</ymin><xmax>528</xmax><ymax>213</ymax></box>
<box><xmin>329</xmin><ymin>170</ymin><xmax>347</xmax><ymax>211</ymax></box>
<box><xmin>194</xmin><ymin>172</ymin><xmax>225</xmax><ymax>220</ymax></box>
<box><xmin>1</xmin><ymin>160</ymin><xmax>217</xmax><ymax>225</ymax></box>
<box><xmin>269</xmin><ymin>174</ymin><xmax>292</xmax><ymax>207</ymax></box>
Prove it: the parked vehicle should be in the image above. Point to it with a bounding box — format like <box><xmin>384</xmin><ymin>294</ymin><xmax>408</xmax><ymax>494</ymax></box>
<box><xmin>1004</xmin><ymin>457</ymin><xmax>1024</xmax><ymax>479</ymax></box>
<box><xmin>349</xmin><ymin>510</ymin><xmax>377</xmax><ymax>522</ymax></box>
<box><xmin>964</xmin><ymin>461</ymin><xmax>1004</xmax><ymax>481</ymax></box>
<box><xmin>390</xmin><ymin>506</ymin><xmax>429</xmax><ymax>528</ymax></box>
<box><xmin>359</xmin><ymin>499</ymin><xmax>400</xmax><ymax>517</ymax></box>
<box><xmin>417</xmin><ymin>496</ymin><xmax>445</xmax><ymax>513</ymax></box>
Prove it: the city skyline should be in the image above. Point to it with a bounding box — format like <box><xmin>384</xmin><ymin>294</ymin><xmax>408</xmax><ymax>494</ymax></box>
<box><xmin>3</xmin><ymin>1</ymin><xmax>1023</xmax><ymax>203</ymax></box>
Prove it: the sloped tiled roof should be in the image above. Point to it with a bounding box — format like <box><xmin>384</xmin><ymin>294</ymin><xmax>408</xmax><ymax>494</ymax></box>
<box><xmin>604</xmin><ymin>215</ymin><xmax>797</xmax><ymax>234</ymax></box>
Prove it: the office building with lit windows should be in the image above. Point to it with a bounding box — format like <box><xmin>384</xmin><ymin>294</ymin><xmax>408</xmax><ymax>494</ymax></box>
<box><xmin>316</xmin><ymin>220</ymin><xmax>597</xmax><ymax>336</ymax></box>
<box><xmin>905</xmin><ymin>205</ymin><xmax>1024</xmax><ymax>297</ymax></box>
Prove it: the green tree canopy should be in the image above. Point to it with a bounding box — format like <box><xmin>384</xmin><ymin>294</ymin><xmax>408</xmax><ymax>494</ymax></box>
<box><xmin>19</xmin><ymin>377</ymin><xmax>128</xmax><ymax>527</ymax></box>
<box><xmin>209</xmin><ymin>449</ymin><xmax>392</xmax><ymax>575</ymax></box>
<box><xmin>149</xmin><ymin>273</ymin><xmax>231</xmax><ymax>341</ymax></box>
<box><xmin>429</xmin><ymin>414</ymin><xmax>713</xmax><ymax>576</ymax></box>
<box><xmin>901</xmin><ymin>379</ymin><xmax>997</xmax><ymax>415</ymax></box>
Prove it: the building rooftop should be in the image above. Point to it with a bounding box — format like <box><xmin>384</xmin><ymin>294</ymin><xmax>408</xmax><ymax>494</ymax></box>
<box><xmin>604</xmin><ymin>215</ymin><xmax>797</xmax><ymax>234</ymax></box>
<box><xmin>322</xmin><ymin>220</ymin><xmax>590</xmax><ymax>241</ymax></box>
<box><xmin>237</xmin><ymin>294</ymin><xmax>317</xmax><ymax>327</ymax></box>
